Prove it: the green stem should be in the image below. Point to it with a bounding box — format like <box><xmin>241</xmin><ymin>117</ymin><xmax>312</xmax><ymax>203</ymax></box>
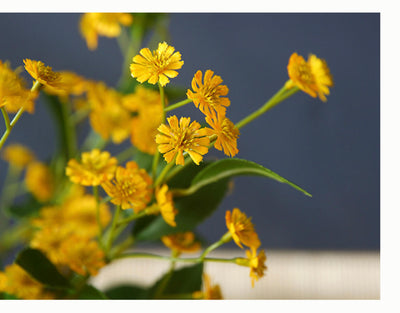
<box><xmin>154</xmin><ymin>160</ymin><xmax>175</xmax><ymax>187</ymax></box>
<box><xmin>1</xmin><ymin>107</ymin><xmax>11</xmax><ymax>131</ymax></box>
<box><xmin>116</xmin><ymin>204</ymin><xmax>157</xmax><ymax>227</ymax></box>
<box><xmin>60</xmin><ymin>100</ymin><xmax>77</xmax><ymax>159</ymax></box>
<box><xmin>199</xmin><ymin>232</ymin><xmax>232</xmax><ymax>260</ymax></box>
<box><xmin>0</xmin><ymin>80</ymin><xmax>42</xmax><ymax>151</ymax></box>
<box><xmin>116</xmin><ymin>146</ymin><xmax>136</xmax><ymax>163</ymax></box>
<box><xmin>235</xmin><ymin>84</ymin><xmax>299</xmax><ymax>130</ymax></box>
<box><xmin>152</xmin><ymin>83</ymin><xmax>166</xmax><ymax>181</ymax></box>
<box><xmin>164</xmin><ymin>98</ymin><xmax>192</xmax><ymax>112</ymax></box>
<box><xmin>93</xmin><ymin>185</ymin><xmax>103</xmax><ymax>241</ymax></box>
<box><xmin>106</xmin><ymin>206</ymin><xmax>121</xmax><ymax>256</ymax></box>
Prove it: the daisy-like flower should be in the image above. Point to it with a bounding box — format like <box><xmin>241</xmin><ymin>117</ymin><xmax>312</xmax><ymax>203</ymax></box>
<box><xmin>225</xmin><ymin>208</ymin><xmax>261</xmax><ymax>250</ymax></box>
<box><xmin>156</xmin><ymin>115</ymin><xmax>210</xmax><ymax>166</ymax></box>
<box><xmin>1</xmin><ymin>143</ymin><xmax>35</xmax><ymax>169</ymax></box>
<box><xmin>80</xmin><ymin>13</ymin><xmax>133</xmax><ymax>50</ymax></box>
<box><xmin>156</xmin><ymin>184</ymin><xmax>178</xmax><ymax>227</ymax></box>
<box><xmin>123</xmin><ymin>86</ymin><xmax>164</xmax><ymax>155</ymax></box>
<box><xmin>245</xmin><ymin>249</ymin><xmax>267</xmax><ymax>287</ymax></box>
<box><xmin>101</xmin><ymin>161</ymin><xmax>153</xmax><ymax>212</ymax></box>
<box><xmin>286</xmin><ymin>52</ymin><xmax>333</xmax><ymax>102</ymax></box>
<box><xmin>60</xmin><ymin>236</ymin><xmax>106</xmax><ymax>276</ymax></box>
<box><xmin>204</xmin><ymin>113</ymin><xmax>240</xmax><ymax>157</ymax></box>
<box><xmin>23</xmin><ymin>59</ymin><xmax>63</xmax><ymax>89</ymax></box>
<box><xmin>44</xmin><ymin>71</ymin><xmax>88</xmax><ymax>97</ymax></box>
<box><xmin>130</xmin><ymin>41</ymin><xmax>184</xmax><ymax>87</ymax></box>
<box><xmin>0</xmin><ymin>60</ymin><xmax>37</xmax><ymax>113</ymax></box>
<box><xmin>25</xmin><ymin>161</ymin><xmax>54</xmax><ymax>203</ymax></box>
<box><xmin>161</xmin><ymin>232</ymin><xmax>201</xmax><ymax>254</ymax></box>
<box><xmin>0</xmin><ymin>264</ymin><xmax>54</xmax><ymax>299</ymax></box>
<box><xmin>66</xmin><ymin>149</ymin><xmax>118</xmax><ymax>186</ymax></box>
<box><xmin>186</xmin><ymin>70</ymin><xmax>230</xmax><ymax>118</ymax></box>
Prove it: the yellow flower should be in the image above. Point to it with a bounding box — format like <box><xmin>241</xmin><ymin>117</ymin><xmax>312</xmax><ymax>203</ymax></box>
<box><xmin>1</xmin><ymin>143</ymin><xmax>35</xmax><ymax>168</ymax></box>
<box><xmin>193</xmin><ymin>274</ymin><xmax>223</xmax><ymax>299</ymax></box>
<box><xmin>0</xmin><ymin>264</ymin><xmax>54</xmax><ymax>299</ymax></box>
<box><xmin>286</xmin><ymin>52</ymin><xmax>333</xmax><ymax>102</ymax></box>
<box><xmin>25</xmin><ymin>161</ymin><xmax>54</xmax><ymax>202</ymax></box>
<box><xmin>44</xmin><ymin>71</ymin><xmax>88</xmax><ymax>97</ymax></box>
<box><xmin>130</xmin><ymin>41</ymin><xmax>184</xmax><ymax>86</ymax></box>
<box><xmin>246</xmin><ymin>249</ymin><xmax>267</xmax><ymax>287</ymax></box>
<box><xmin>156</xmin><ymin>184</ymin><xmax>178</xmax><ymax>227</ymax></box>
<box><xmin>60</xmin><ymin>236</ymin><xmax>106</xmax><ymax>276</ymax></box>
<box><xmin>0</xmin><ymin>60</ymin><xmax>37</xmax><ymax>113</ymax></box>
<box><xmin>23</xmin><ymin>59</ymin><xmax>63</xmax><ymax>89</ymax></box>
<box><xmin>88</xmin><ymin>82</ymin><xmax>132</xmax><ymax>144</ymax></box>
<box><xmin>80</xmin><ymin>13</ymin><xmax>133</xmax><ymax>50</ymax></box>
<box><xmin>186</xmin><ymin>70</ymin><xmax>230</xmax><ymax>118</ymax></box>
<box><xmin>225</xmin><ymin>208</ymin><xmax>261</xmax><ymax>250</ymax></box>
<box><xmin>156</xmin><ymin>115</ymin><xmax>210</xmax><ymax>166</ymax></box>
<box><xmin>101</xmin><ymin>161</ymin><xmax>153</xmax><ymax>212</ymax></box>
<box><xmin>161</xmin><ymin>232</ymin><xmax>201</xmax><ymax>254</ymax></box>
<box><xmin>66</xmin><ymin>149</ymin><xmax>118</xmax><ymax>186</ymax></box>
<box><xmin>204</xmin><ymin>113</ymin><xmax>240</xmax><ymax>157</ymax></box>
<box><xmin>123</xmin><ymin>86</ymin><xmax>164</xmax><ymax>155</ymax></box>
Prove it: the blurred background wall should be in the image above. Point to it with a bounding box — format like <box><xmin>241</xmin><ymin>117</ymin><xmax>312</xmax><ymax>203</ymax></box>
<box><xmin>0</xmin><ymin>13</ymin><xmax>380</xmax><ymax>251</ymax></box>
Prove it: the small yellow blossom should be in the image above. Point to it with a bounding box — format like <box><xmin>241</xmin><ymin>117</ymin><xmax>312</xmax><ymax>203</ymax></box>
<box><xmin>0</xmin><ymin>60</ymin><xmax>37</xmax><ymax>113</ymax></box>
<box><xmin>60</xmin><ymin>236</ymin><xmax>106</xmax><ymax>276</ymax></box>
<box><xmin>1</xmin><ymin>143</ymin><xmax>35</xmax><ymax>168</ymax></box>
<box><xmin>123</xmin><ymin>86</ymin><xmax>164</xmax><ymax>155</ymax></box>
<box><xmin>130</xmin><ymin>41</ymin><xmax>184</xmax><ymax>86</ymax></box>
<box><xmin>0</xmin><ymin>264</ymin><xmax>54</xmax><ymax>299</ymax></box>
<box><xmin>44</xmin><ymin>71</ymin><xmax>88</xmax><ymax>97</ymax></box>
<box><xmin>156</xmin><ymin>184</ymin><xmax>178</xmax><ymax>227</ymax></box>
<box><xmin>80</xmin><ymin>13</ymin><xmax>133</xmax><ymax>50</ymax></box>
<box><xmin>193</xmin><ymin>274</ymin><xmax>223</xmax><ymax>299</ymax></box>
<box><xmin>161</xmin><ymin>232</ymin><xmax>201</xmax><ymax>254</ymax></box>
<box><xmin>204</xmin><ymin>113</ymin><xmax>240</xmax><ymax>157</ymax></box>
<box><xmin>66</xmin><ymin>149</ymin><xmax>118</xmax><ymax>186</ymax></box>
<box><xmin>88</xmin><ymin>82</ymin><xmax>132</xmax><ymax>144</ymax></box>
<box><xmin>23</xmin><ymin>59</ymin><xmax>63</xmax><ymax>89</ymax></box>
<box><xmin>286</xmin><ymin>52</ymin><xmax>333</xmax><ymax>102</ymax></box>
<box><xmin>25</xmin><ymin>161</ymin><xmax>54</xmax><ymax>202</ymax></box>
<box><xmin>101</xmin><ymin>161</ymin><xmax>153</xmax><ymax>212</ymax></box>
<box><xmin>156</xmin><ymin>115</ymin><xmax>210</xmax><ymax>166</ymax></box>
<box><xmin>187</xmin><ymin>70</ymin><xmax>230</xmax><ymax>118</ymax></box>
<box><xmin>246</xmin><ymin>249</ymin><xmax>267</xmax><ymax>287</ymax></box>
<box><xmin>225</xmin><ymin>208</ymin><xmax>261</xmax><ymax>250</ymax></box>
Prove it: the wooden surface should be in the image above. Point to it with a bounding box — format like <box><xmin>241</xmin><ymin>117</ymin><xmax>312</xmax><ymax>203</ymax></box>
<box><xmin>91</xmin><ymin>249</ymin><xmax>380</xmax><ymax>299</ymax></box>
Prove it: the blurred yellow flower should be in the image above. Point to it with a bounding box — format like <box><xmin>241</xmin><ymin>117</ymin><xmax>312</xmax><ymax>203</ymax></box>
<box><xmin>156</xmin><ymin>184</ymin><xmax>178</xmax><ymax>227</ymax></box>
<box><xmin>161</xmin><ymin>232</ymin><xmax>201</xmax><ymax>254</ymax></box>
<box><xmin>225</xmin><ymin>208</ymin><xmax>261</xmax><ymax>250</ymax></box>
<box><xmin>123</xmin><ymin>86</ymin><xmax>164</xmax><ymax>155</ymax></box>
<box><xmin>1</xmin><ymin>143</ymin><xmax>35</xmax><ymax>168</ymax></box>
<box><xmin>101</xmin><ymin>161</ymin><xmax>153</xmax><ymax>212</ymax></box>
<box><xmin>187</xmin><ymin>70</ymin><xmax>230</xmax><ymax>118</ymax></box>
<box><xmin>204</xmin><ymin>113</ymin><xmax>240</xmax><ymax>157</ymax></box>
<box><xmin>88</xmin><ymin>82</ymin><xmax>132</xmax><ymax>144</ymax></box>
<box><xmin>44</xmin><ymin>71</ymin><xmax>88</xmax><ymax>97</ymax></box>
<box><xmin>0</xmin><ymin>60</ymin><xmax>37</xmax><ymax>113</ymax></box>
<box><xmin>130</xmin><ymin>41</ymin><xmax>184</xmax><ymax>86</ymax></box>
<box><xmin>286</xmin><ymin>52</ymin><xmax>333</xmax><ymax>102</ymax></box>
<box><xmin>23</xmin><ymin>59</ymin><xmax>63</xmax><ymax>89</ymax></box>
<box><xmin>156</xmin><ymin>115</ymin><xmax>210</xmax><ymax>166</ymax></box>
<box><xmin>0</xmin><ymin>264</ymin><xmax>54</xmax><ymax>299</ymax></box>
<box><xmin>25</xmin><ymin>161</ymin><xmax>54</xmax><ymax>202</ymax></box>
<box><xmin>66</xmin><ymin>149</ymin><xmax>118</xmax><ymax>186</ymax></box>
<box><xmin>246</xmin><ymin>249</ymin><xmax>267</xmax><ymax>287</ymax></box>
<box><xmin>193</xmin><ymin>274</ymin><xmax>223</xmax><ymax>299</ymax></box>
<box><xmin>80</xmin><ymin>13</ymin><xmax>133</xmax><ymax>50</ymax></box>
<box><xmin>60</xmin><ymin>236</ymin><xmax>106</xmax><ymax>276</ymax></box>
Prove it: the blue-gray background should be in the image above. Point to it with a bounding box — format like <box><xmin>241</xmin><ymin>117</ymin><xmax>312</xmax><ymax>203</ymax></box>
<box><xmin>0</xmin><ymin>13</ymin><xmax>380</xmax><ymax>250</ymax></box>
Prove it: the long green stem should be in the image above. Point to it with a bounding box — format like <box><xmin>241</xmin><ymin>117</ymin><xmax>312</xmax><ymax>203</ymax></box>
<box><xmin>152</xmin><ymin>83</ymin><xmax>166</xmax><ymax>181</ymax></box>
<box><xmin>235</xmin><ymin>84</ymin><xmax>299</xmax><ymax>130</ymax></box>
<box><xmin>106</xmin><ymin>206</ymin><xmax>121</xmax><ymax>256</ymax></box>
<box><xmin>1</xmin><ymin>108</ymin><xmax>11</xmax><ymax>131</ymax></box>
<box><xmin>164</xmin><ymin>98</ymin><xmax>192</xmax><ymax>112</ymax></box>
<box><xmin>93</xmin><ymin>185</ymin><xmax>103</xmax><ymax>240</ymax></box>
<box><xmin>0</xmin><ymin>80</ymin><xmax>42</xmax><ymax>151</ymax></box>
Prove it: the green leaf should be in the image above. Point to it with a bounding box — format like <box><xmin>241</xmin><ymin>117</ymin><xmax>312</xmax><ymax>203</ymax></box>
<box><xmin>105</xmin><ymin>285</ymin><xmax>149</xmax><ymax>299</ymax></box>
<box><xmin>15</xmin><ymin>248</ymin><xmax>70</xmax><ymax>288</ymax></box>
<box><xmin>148</xmin><ymin>263</ymin><xmax>203</xmax><ymax>299</ymax></box>
<box><xmin>177</xmin><ymin>158</ymin><xmax>312</xmax><ymax>197</ymax></box>
<box><xmin>6</xmin><ymin>195</ymin><xmax>41</xmax><ymax>218</ymax></box>
<box><xmin>133</xmin><ymin>163</ymin><xmax>229</xmax><ymax>241</ymax></box>
<box><xmin>77</xmin><ymin>285</ymin><xmax>108</xmax><ymax>299</ymax></box>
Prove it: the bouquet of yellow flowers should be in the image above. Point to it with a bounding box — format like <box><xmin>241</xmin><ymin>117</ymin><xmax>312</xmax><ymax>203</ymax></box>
<box><xmin>0</xmin><ymin>13</ymin><xmax>333</xmax><ymax>300</ymax></box>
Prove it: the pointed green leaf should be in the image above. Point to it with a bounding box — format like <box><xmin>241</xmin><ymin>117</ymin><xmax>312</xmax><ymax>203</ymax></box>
<box><xmin>15</xmin><ymin>248</ymin><xmax>70</xmax><ymax>288</ymax></box>
<box><xmin>105</xmin><ymin>285</ymin><xmax>149</xmax><ymax>299</ymax></box>
<box><xmin>77</xmin><ymin>285</ymin><xmax>108</xmax><ymax>299</ymax></box>
<box><xmin>175</xmin><ymin>158</ymin><xmax>311</xmax><ymax>197</ymax></box>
